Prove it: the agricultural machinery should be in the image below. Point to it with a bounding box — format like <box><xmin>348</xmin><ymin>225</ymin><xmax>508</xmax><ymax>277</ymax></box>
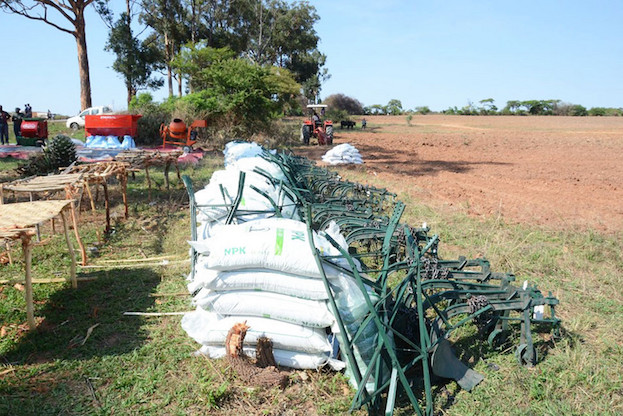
<box><xmin>160</xmin><ymin>118</ymin><xmax>207</xmax><ymax>152</ymax></box>
<box><xmin>301</xmin><ymin>104</ymin><xmax>333</xmax><ymax>145</ymax></box>
<box><xmin>16</xmin><ymin>118</ymin><xmax>48</xmax><ymax>147</ymax></box>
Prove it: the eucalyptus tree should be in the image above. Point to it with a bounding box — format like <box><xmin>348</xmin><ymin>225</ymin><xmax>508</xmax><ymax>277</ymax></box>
<box><xmin>140</xmin><ymin>0</ymin><xmax>190</xmax><ymax>97</ymax></box>
<box><xmin>105</xmin><ymin>0</ymin><xmax>163</xmax><ymax>105</ymax></box>
<box><xmin>0</xmin><ymin>0</ymin><xmax>111</xmax><ymax>110</ymax></box>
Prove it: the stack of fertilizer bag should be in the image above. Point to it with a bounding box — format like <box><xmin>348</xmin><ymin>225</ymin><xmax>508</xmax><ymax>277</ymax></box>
<box><xmin>192</xmin><ymin>141</ymin><xmax>299</xmax><ymax>239</ymax></box>
<box><xmin>182</xmin><ymin>142</ymin><xmax>381</xmax><ymax>388</ymax></box>
<box><xmin>321</xmin><ymin>143</ymin><xmax>363</xmax><ymax>165</ymax></box>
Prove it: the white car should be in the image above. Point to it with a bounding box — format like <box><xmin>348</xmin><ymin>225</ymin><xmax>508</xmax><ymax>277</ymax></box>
<box><xmin>66</xmin><ymin>106</ymin><xmax>114</xmax><ymax>130</ymax></box>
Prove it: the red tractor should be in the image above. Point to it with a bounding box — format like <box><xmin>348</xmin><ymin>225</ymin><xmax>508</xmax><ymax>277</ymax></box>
<box><xmin>301</xmin><ymin>104</ymin><xmax>333</xmax><ymax>145</ymax></box>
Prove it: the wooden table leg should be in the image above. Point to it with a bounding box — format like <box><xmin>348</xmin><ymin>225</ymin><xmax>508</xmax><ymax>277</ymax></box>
<box><xmin>4</xmin><ymin>241</ymin><xmax>12</xmax><ymax>265</ymax></box>
<box><xmin>21</xmin><ymin>233</ymin><xmax>36</xmax><ymax>330</ymax></box>
<box><xmin>103</xmin><ymin>181</ymin><xmax>110</xmax><ymax>234</ymax></box>
<box><xmin>174</xmin><ymin>159</ymin><xmax>181</xmax><ymax>184</ymax></box>
<box><xmin>30</xmin><ymin>192</ymin><xmax>41</xmax><ymax>242</ymax></box>
<box><xmin>145</xmin><ymin>165</ymin><xmax>152</xmax><ymax>200</ymax></box>
<box><xmin>59</xmin><ymin>209</ymin><xmax>77</xmax><ymax>289</ymax></box>
<box><xmin>120</xmin><ymin>171</ymin><xmax>128</xmax><ymax>219</ymax></box>
<box><xmin>85</xmin><ymin>183</ymin><xmax>97</xmax><ymax>212</ymax></box>
<box><xmin>164</xmin><ymin>161</ymin><xmax>171</xmax><ymax>190</ymax></box>
<box><xmin>68</xmin><ymin>200</ymin><xmax>87</xmax><ymax>266</ymax></box>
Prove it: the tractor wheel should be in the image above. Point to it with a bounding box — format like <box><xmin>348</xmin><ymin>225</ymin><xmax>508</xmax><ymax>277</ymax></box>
<box><xmin>325</xmin><ymin>125</ymin><xmax>333</xmax><ymax>145</ymax></box>
<box><xmin>70</xmin><ymin>122</ymin><xmax>79</xmax><ymax>130</ymax></box>
<box><xmin>182</xmin><ymin>145</ymin><xmax>192</xmax><ymax>153</ymax></box>
<box><xmin>301</xmin><ymin>125</ymin><xmax>311</xmax><ymax>145</ymax></box>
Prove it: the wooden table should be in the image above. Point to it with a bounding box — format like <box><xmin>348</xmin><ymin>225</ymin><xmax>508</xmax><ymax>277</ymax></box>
<box><xmin>0</xmin><ymin>174</ymin><xmax>87</xmax><ymax>265</ymax></box>
<box><xmin>65</xmin><ymin>161</ymin><xmax>130</xmax><ymax>233</ymax></box>
<box><xmin>0</xmin><ymin>200</ymin><xmax>79</xmax><ymax>330</ymax></box>
<box><xmin>116</xmin><ymin>149</ymin><xmax>182</xmax><ymax>194</ymax></box>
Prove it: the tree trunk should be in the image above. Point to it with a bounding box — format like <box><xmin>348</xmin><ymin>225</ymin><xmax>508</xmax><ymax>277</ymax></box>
<box><xmin>126</xmin><ymin>82</ymin><xmax>135</xmax><ymax>107</ymax></box>
<box><xmin>165</xmin><ymin>33</ymin><xmax>173</xmax><ymax>97</ymax></box>
<box><xmin>75</xmin><ymin>10</ymin><xmax>92</xmax><ymax>110</ymax></box>
<box><xmin>178</xmin><ymin>70</ymin><xmax>182</xmax><ymax>97</ymax></box>
<box><xmin>126</xmin><ymin>0</ymin><xmax>133</xmax><ymax>106</ymax></box>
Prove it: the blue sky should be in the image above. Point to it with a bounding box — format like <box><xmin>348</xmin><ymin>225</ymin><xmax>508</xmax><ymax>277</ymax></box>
<box><xmin>1</xmin><ymin>0</ymin><xmax>622</xmax><ymax>116</ymax></box>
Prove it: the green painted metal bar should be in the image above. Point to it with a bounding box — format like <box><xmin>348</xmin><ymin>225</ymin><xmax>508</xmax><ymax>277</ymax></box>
<box><xmin>225</xmin><ymin>171</ymin><xmax>246</xmax><ymax>224</ymax></box>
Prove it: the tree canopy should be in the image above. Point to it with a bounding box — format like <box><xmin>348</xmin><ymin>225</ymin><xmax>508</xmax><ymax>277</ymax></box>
<box><xmin>106</xmin><ymin>10</ymin><xmax>164</xmax><ymax>105</ymax></box>
<box><xmin>322</xmin><ymin>94</ymin><xmax>364</xmax><ymax>115</ymax></box>
<box><xmin>1</xmin><ymin>0</ymin><xmax>111</xmax><ymax>110</ymax></box>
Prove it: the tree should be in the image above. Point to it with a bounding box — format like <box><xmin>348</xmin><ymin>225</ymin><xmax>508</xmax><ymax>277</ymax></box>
<box><xmin>172</xmin><ymin>0</ymin><xmax>327</xmax><ymax>103</ymax></box>
<box><xmin>140</xmin><ymin>0</ymin><xmax>189</xmax><ymax>97</ymax></box>
<box><xmin>568</xmin><ymin>104</ymin><xmax>587</xmax><ymax>116</ymax></box>
<box><xmin>322</xmin><ymin>94</ymin><xmax>364</xmax><ymax>115</ymax></box>
<box><xmin>386</xmin><ymin>99</ymin><xmax>403</xmax><ymax>115</ymax></box>
<box><xmin>171</xmin><ymin>42</ymin><xmax>235</xmax><ymax>91</ymax></box>
<box><xmin>1</xmin><ymin>0</ymin><xmax>110</xmax><ymax>110</ymax></box>
<box><xmin>178</xmin><ymin>57</ymin><xmax>299</xmax><ymax>130</ymax></box>
<box><xmin>192</xmin><ymin>0</ymin><xmax>254</xmax><ymax>51</ymax></box>
<box><xmin>367</xmin><ymin>104</ymin><xmax>386</xmax><ymax>115</ymax></box>
<box><xmin>106</xmin><ymin>6</ymin><xmax>164</xmax><ymax>106</ymax></box>
<box><xmin>502</xmin><ymin>100</ymin><xmax>522</xmax><ymax>115</ymax></box>
<box><xmin>478</xmin><ymin>98</ymin><xmax>497</xmax><ymax>115</ymax></box>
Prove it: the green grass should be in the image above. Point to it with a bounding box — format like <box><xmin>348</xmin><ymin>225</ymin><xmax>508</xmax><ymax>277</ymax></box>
<box><xmin>1</xmin><ymin>154</ymin><xmax>622</xmax><ymax>415</ymax></box>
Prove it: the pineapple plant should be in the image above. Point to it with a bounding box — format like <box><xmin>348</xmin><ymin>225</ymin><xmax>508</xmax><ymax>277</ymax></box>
<box><xmin>47</xmin><ymin>134</ymin><xmax>77</xmax><ymax>169</ymax></box>
<box><xmin>16</xmin><ymin>135</ymin><xmax>77</xmax><ymax>176</ymax></box>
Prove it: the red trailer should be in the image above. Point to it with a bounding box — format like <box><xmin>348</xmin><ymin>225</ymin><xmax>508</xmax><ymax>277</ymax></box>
<box><xmin>85</xmin><ymin>114</ymin><xmax>142</xmax><ymax>137</ymax></box>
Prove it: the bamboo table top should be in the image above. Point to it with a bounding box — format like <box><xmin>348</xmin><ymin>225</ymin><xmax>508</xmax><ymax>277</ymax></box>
<box><xmin>65</xmin><ymin>161</ymin><xmax>129</xmax><ymax>179</ymax></box>
<box><xmin>116</xmin><ymin>149</ymin><xmax>182</xmax><ymax>168</ymax></box>
<box><xmin>1</xmin><ymin>173</ymin><xmax>84</xmax><ymax>193</ymax></box>
<box><xmin>0</xmin><ymin>200</ymin><xmax>74</xmax><ymax>240</ymax></box>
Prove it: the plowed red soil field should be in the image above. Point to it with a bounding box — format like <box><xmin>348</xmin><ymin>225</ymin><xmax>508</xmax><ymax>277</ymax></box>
<box><xmin>293</xmin><ymin>115</ymin><xmax>623</xmax><ymax>233</ymax></box>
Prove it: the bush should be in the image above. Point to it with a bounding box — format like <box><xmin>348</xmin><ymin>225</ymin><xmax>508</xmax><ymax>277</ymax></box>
<box><xmin>127</xmin><ymin>59</ymin><xmax>301</xmax><ymax>150</ymax></box>
<box><xmin>588</xmin><ymin>107</ymin><xmax>622</xmax><ymax>116</ymax></box>
<box><xmin>130</xmin><ymin>93</ymin><xmax>172</xmax><ymax>146</ymax></box>
<box><xmin>325</xmin><ymin>108</ymin><xmax>350</xmax><ymax>123</ymax></box>
<box><xmin>322</xmin><ymin>94</ymin><xmax>364</xmax><ymax>115</ymax></box>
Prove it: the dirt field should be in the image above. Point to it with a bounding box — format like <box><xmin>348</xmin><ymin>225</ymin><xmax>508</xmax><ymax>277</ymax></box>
<box><xmin>294</xmin><ymin>115</ymin><xmax>623</xmax><ymax>233</ymax></box>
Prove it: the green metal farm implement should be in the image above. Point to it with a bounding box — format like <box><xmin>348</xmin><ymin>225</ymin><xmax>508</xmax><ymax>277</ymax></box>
<box><xmin>184</xmin><ymin>149</ymin><xmax>561</xmax><ymax>416</ymax></box>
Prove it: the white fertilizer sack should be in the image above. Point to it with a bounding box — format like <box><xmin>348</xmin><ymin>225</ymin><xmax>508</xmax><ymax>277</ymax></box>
<box><xmin>192</xmin><ymin>289</ymin><xmax>334</xmax><ymax>328</ymax></box>
<box><xmin>230</xmin><ymin>156</ymin><xmax>289</xmax><ymax>184</ymax></box>
<box><xmin>181</xmin><ymin>307</ymin><xmax>332</xmax><ymax>354</ymax></box>
<box><xmin>194</xmin><ymin>169</ymin><xmax>298</xmax><ymax>224</ymax></box>
<box><xmin>188</xmin><ymin>218</ymin><xmax>353</xmax><ymax>278</ymax></box>
<box><xmin>223</xmin><ymin>141</ymin><xmax>276</xmax><ymax>166</ymax></box>
<box><xmin>321</xmin><ymin>143</ymin><xmax>363</xmax><ymax>165</ymax></box>
<box><xmin>197</xmin><ymin>345</ymin><xmax>345</xmax><ymax>371</ymax></box>
<box><xmin>188</xmin><ymin>268</ymin><xmax>329</xmax><ymax>300</ymax></box>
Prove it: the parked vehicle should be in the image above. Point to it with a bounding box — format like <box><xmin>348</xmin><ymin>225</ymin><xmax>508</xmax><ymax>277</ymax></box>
<box><xmin>65</xmin><ymin>106</ymin><xmax>114</xmax><ymax>130</ymax></box>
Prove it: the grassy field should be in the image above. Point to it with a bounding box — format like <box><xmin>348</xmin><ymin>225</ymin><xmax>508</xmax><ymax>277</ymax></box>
<box><xmin>1</xmin><ymin>135</ymin><xmax>622</xmax><ymax>415</ymax></box>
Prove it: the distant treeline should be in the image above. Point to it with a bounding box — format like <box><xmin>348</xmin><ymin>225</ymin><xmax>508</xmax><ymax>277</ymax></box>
<box><xmin>322</xmin><ymin>95</ymin><xmax>622</xmax><ymax>118</ymax></box>
<box><xmin>440</xmin><ymin>99</ymin><xmax>622</xmax><ymax>116</ymax></box>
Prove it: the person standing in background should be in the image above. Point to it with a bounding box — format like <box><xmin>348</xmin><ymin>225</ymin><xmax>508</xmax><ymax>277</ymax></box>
<box><xmin>0</xmin><ymin>105</ymin><xmax>10</xmax><ymax>144</ymax></box>
<box><xmin>12</xmin><ymin>107</ymin><xmax>24</xmax><ymax>140</ymax></box>
<box><xmin>24</xmin><ymin>104</ymin><xmax>32</xmax><ymax>118</ymax></box>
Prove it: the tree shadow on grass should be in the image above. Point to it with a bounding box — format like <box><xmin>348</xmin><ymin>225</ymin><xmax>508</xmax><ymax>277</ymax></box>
<box><xmin>1</xmin><ymin>267</ymin><xmax>160</xmax><ymax>364</ymax></box>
